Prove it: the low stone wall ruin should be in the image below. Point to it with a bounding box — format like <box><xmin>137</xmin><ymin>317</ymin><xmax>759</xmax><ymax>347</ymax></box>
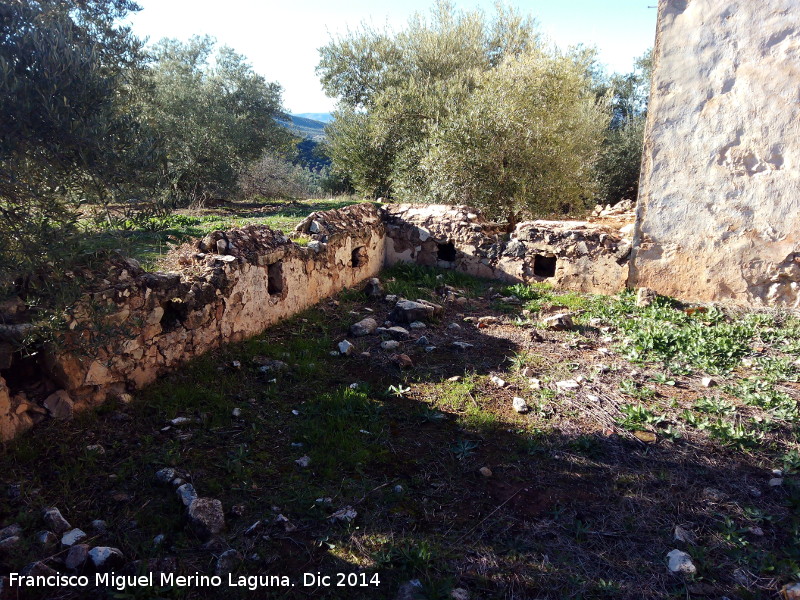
<box><xmin>381</xmin><ymin>204</ymin><xmax>631</xmax><ymax>293</ymax></box>
<box><xmin>0</xmin><ymin>202</ymin><xmax>633</xmax><ymax>442</ymax></box>
<box><xmin>0</xmin><ymin>203</ymin><xmax>385</xmax><ymax>441</ymax></box>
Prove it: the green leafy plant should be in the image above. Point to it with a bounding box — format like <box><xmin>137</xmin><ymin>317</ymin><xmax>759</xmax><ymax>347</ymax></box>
<box><xmin>619</xmin><ymin>379</ymin><xmax>656</xmax><ymax>400</ymax></box>
<box><xmin>617</xmin><ymin>403</ymin><xmax>665</xmax><ymax>430</ymax></box>
<box><xmin>388</xmin><ymin>384</ymin><xmax>412</xmax><ymax>397</ymax></box>
<box><xmin>450</xmin><ymin>439</ymin><xmax>480</xmax><ymax>460</ymax></box>
<box><xmin>649</xmin><ymin>372</ymin><xmax>675</xmax><ymax>386</ymax></box>
<box><xmin>693</xmin><ymin>396</ymin><xmax>736</xmax><ymax>416</ymax></box>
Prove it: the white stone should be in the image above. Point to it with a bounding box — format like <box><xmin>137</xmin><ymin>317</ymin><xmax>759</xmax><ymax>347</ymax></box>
<box><xmin>490</xmin><ymin>376</ymin><xmax>506</xmax><ymax>388</ymax></box>
<box><xmin>556</xmin><ymin>379</ymin><xmax>580</xmax><ymax>391</ymax></box>
<box><xmin>36</xmin><ymin>530</ymin><xmax>58</xmax><ymax>546</ymax></box>
<box><xmin>65</xmin><ymin>544</ymin><xmax>89</xmax><ymax>570</ymax></box>
<box><xmin>88</xmin><ymin>546</ymin><xmax>124</xmax><ymax>570</ymax></box>
<box><xmin>90</xmin><ymin>519</ymin><xmax>107</xmax><ymax>533</ymax></box>
<box><xmin>512</xmin><ymin>397</ymin><xmax>529</xmax><ymax>413</ymax></box>
<box><xmin>43</xmin><ymin>507</ymin><xmax>71</xmax><ymax>534</ymax></box>
<box><xmin>295</xmin><ymin>456</ymin><xmax>311</xmax><ymax>468</ymax></box>
<box><xmin>176</xmin><ymin>483</ymin><xmax>198</xmax><ymax>507</ymax></box>
<box><xmin>673</xmin><ymin>525</ymin><xmax>696</xmax><ymax>544</ymax></box>
<box><xmin>187</xmin><ymin>498</ymin><xmax>225</xmax><ymax>540</ymax></box>
<box><xmin>0</xmin><ymin>524</ymin><xmax>21</xmax><ymax>541</ymax></box>
<box><xmin>155</xmin><ymin>468</ymin><xmax>176</xmax><ymax>483</ymax></box>
<box><xmin>541</xmin><ymin>313</ymin><xmax>574</xmax><ymax>331</ymax></box>
<box><xmin>666</xmin><ymin>549</ymin><xmax>696</xmax><ymax>575</ymax></box>
<box><xmin>337</xmin><ymin>340</ymin><xmax>355</xmax><ymax>355</ymax></box>
<box><xmin>782</xmin><ymin>583</ymin><xmax>800</xmax><ymax>600</ymax></box>
<box><xmin>329</xmin><ymin>506</ymin><xmax>357</xmax><ymax>522</ymax></box>
<box><xmin>381</xmin><ymin>340</ymin><xmax>400</xmax><ymax>351</ymax></box>
<box><xmin>61</xmin><ymin>528</ymin><xmax>87</xmax><ymax>546</ymax></box>
<box><xmin>350</xmin><ymin>317</ymin><xmax>378</xmax><ymax>337</ymax></box>
<box><xmin>43</xmin><ymin>390</ymin><xmax>74</xmax><ymax>420</ymax></box>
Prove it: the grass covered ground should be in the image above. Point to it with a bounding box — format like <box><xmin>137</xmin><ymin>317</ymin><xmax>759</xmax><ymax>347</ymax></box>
<box><xmin>82</xmin><ymin>198</ymin><xmax>361</xmax><ymax>270</ymax></box>
<box><xmin>1</xmin><ymin>264</ymin><xmax>800</xmax><ymax>599</ymax></box>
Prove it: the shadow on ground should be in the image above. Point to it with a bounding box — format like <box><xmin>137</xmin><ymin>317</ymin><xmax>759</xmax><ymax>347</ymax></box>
<box><xmin>0</xmin><ymin>265</ymin><xmax>797</xmax><ymax>600</ymax></box>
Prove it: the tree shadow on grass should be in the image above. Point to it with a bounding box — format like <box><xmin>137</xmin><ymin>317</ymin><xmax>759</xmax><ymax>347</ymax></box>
<box><xmin>0</xmin><ymin>271</ymin><xmax>797</xmax><ymax>600</ymax></box>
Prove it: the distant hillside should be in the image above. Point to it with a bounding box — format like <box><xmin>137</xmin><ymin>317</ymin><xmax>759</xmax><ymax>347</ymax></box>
<box><xmin>294</xmin><ymin>112</ymin><xmax>334</xmax><ymax>124</ymax></box>
<box><xmin>275</xmin><ymin>115</ymin><xmax>327</xmax><ymax>141</ymax></box>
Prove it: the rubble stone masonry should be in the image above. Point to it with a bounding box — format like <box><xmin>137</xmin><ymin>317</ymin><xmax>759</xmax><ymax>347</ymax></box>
<box><xmin>0</xmin><ymin>202</ymin><xmax>632</xmax><ymax>441</ymax></box>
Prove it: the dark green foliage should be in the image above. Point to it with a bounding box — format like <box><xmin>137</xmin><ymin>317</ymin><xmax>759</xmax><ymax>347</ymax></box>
<box><xmin>0</xmin><ymin>0</ymin><xmax>154</xmax><ymax>286</ymax></box>
<box><xmin>141</xmin><ymin>35</ymin><xmax>293</xmax><ymax>207</ymax></box>
<box><xmin>319</xmin><ymin>0</ymin><xmax>575</xmax><ymax>210</ymax></box>
<box><xmin>294</xmin><ymin>138</ymin><xmax>332</xmax><ymax>172</ymax></box>
<box><xmin>595</xmin><ymin>115</ymin><xmax>646</xmax><ymax>204</ymax></box>
<box><xmin>595</xmin><ymin>50</ymin><xmax>652</xmax><ymax>205</ymax></box>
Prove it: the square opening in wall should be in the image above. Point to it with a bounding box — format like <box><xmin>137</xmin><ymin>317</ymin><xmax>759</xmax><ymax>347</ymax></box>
<box><xmin>533</xmin><ymin>255</ymin><xmax>557</xmax><ymax>278</ymax></box>
<box><xmin>437</xmin><ymin>242</ymin><xmax>457</xmax><ymax>262</ymax></box>
<box><xmin>268</xmin><ymin>261</ymin><xmax>283</xmax><ymax>295</ymax></box>
<box><xmin>351</xmin><ymin>246</ymin><xmax>367</xmax><ymax>268</ymax></box>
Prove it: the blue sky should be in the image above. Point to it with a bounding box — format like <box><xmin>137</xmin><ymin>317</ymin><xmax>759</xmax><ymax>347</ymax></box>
<box><xmin>126</xmin><ymin>1</ymin><xmax>657</xmax><ymax>114</ymax></box>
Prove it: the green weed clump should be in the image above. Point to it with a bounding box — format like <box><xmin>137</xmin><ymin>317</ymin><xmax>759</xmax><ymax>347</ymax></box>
<box><xmin>383</xmin><ymin>263</ymin><xmax>483</xmax><ymax>300</ymax></box>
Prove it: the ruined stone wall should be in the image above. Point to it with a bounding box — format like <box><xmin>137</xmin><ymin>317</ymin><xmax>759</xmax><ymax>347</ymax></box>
<box><xmin>631</xmin><ymin>0</ymin><xmax>800</xmax><ymax>306</ymax></box>
<box><xmin>383</xmin><ymin>204</ymin><xmax>632</xmax><ymax>293</ymax></box>
<box><xmin>0</xmin><ymin>201</ymin><xmax>634</xmax><ymax>441</ymax></box>
<box><xmin>0</xmin><ymin>203</ymin><xmax>386</xmax><ymax>441</ymax></box>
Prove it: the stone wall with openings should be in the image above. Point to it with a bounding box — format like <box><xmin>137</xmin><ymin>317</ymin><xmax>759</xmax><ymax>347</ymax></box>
<box><xmin>0</xmin><ymin>203</ymin><xmax>386</xmax><ymax>441</ymax></box>
<box><xmin>631</xmin><ymin>0</ymin><xmax>800</xmax><ymax>306</ymax></box>
<box><xmin>382</xmin><ymin>204</ymin><xmax>632</xmax><ymax>293</ymax></box>
<box><xmin>0</xmin><ymin>201</ymin><xmax>636</xmax><ymax>442</ymax></box>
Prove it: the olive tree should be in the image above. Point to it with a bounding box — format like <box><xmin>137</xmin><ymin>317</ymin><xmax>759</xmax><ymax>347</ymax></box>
<box><xmin>142</xmin><ymin>36</ymin><xmax>293</xmax><ymax>207</ymax></box>
<box><xmin>0</xmin><ymin>0</ymin><xmax>153</xmax><ymax>285</ymax></box>
<box><xmin>596</xmin><ymin>49</ymin><xmax>652</xmax><ymax>205</ymax></box>
<box><xmin>423</xmin><ymin>49</ymin><xmax>609</xmax><ymax>224</ymax></box>
<box><xmin>317</xmin><ymin>0</ymin><xmax>537</xmax><ymax>200</ymax></box>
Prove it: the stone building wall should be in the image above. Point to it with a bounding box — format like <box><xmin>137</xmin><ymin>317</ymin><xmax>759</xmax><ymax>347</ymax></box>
<box><xmin>0</xmin><ymin>202</ymin><xmax>633</xmax><ymax>441</ymax></box>
<box><xmin>382</xmin><ymin>204</ymin><xmax>632</xmax><ymax>293</ymax></box>
<box><xmin>0</xmin><ymin>203</ymin><xmax>386</xmax><ymax>441</ymax></box>
<box><xmin>631</xmin><ymin>0</ymin><xmax>800</xmax><ymax>306</ymax></box>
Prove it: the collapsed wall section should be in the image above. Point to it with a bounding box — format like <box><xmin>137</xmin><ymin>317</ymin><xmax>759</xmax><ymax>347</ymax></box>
<box><xmin>631</xmin><ymin>0</ymin><xmax>800</xmax><ymax>306</ymax></box>
<box><xmin>382</xmin><ymin>204</ymin><xmax>632</xmax><ymax>293</ymax></box>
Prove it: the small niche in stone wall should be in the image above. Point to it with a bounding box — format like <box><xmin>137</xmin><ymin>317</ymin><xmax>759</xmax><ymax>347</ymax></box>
<box><xmin>533</xmin><ymin>255</ymin><xmax>557</xmax><ymax>278</ymax></box>
<box><xmin>268</xmin><ymin>261</ymin><xmax>284</xmax><ymax>295</ymax></box>
<box><xmin>437</xmin><ymin>242</ymin><xmax>457</xmax><ymax>262</ymax></box>
<box><xmin>351</xmin><ymin>246</ymin><xmax>368</xmax><ymax>268</ymax></box>
<box><xmin>160</xmin><ymin>298</ymin><xmax>188</xmax><ymax>332</ymax></box>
